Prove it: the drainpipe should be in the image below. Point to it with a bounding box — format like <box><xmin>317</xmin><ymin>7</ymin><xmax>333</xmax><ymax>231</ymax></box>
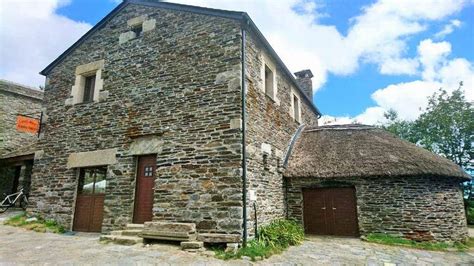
<box><xmin>241</xmin><ymin>21</ymin><xmax>248</xmax><ymax>247</ymax></box>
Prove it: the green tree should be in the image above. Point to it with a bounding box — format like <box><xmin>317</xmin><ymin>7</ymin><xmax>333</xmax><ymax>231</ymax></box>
<box><xmin>414</xmin><ymin>84</ymin><xmax>473</xmax><ymax>168</ymax></box>
<box><xmin>383</xmin><ymin>84</ymin><xmax>473</xmax><ymax>168</ymax></box>
<box><xmin>382</xmin><ymin>84</ymin><xmax>474</xmax><ymax>217</ymax></box>
<box><xmin>383</xmin><ymin>109</ymin><xmax>417</xmax><ymax>143</ymax></box>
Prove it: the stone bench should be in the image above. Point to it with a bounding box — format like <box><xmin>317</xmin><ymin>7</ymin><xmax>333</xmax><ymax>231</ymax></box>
<box><xmin>138</xmin><ymin>222</ymin><xmax>196</xmax><ymax>242</ymax></box>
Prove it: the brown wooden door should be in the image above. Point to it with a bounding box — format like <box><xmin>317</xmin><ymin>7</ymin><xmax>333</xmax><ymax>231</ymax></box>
<box><xmin>303</xmin><ymin>187</ymin><xmax>359</xmax><ymax>237</ymax></box>
<box><xmin>73</xmin><ymin>168</ymin><xmax>106</xmax><ymax>232</ymax></box>
<box><xmin>133</xmin><ymin>155</ymin><xmax>156</xmax><ymax>224</ymax></box>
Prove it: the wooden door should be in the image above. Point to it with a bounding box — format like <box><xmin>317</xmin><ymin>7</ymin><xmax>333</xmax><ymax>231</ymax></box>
<box><xmin>133</xmin><ymin>155</ymin><xmax>156</xmax><ymax>224</ymax></box>
<box><xmin>303</xmin><ymin>187</ymin><xmax>359</xmax><ymax>237</ymax></box>
<box><xmin>73</xmin><ymin>167</ymin><xmax>106</xmax><ymax>232</ymax></box>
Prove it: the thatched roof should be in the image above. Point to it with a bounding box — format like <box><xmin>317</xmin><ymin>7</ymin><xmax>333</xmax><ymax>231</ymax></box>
<box><xmin>284</xmin><ymin>124</ymin><xmax>471</xmax><ymax>181</ymax></box>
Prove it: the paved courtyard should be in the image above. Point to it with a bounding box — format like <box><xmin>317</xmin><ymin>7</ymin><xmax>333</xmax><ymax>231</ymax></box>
<box><xmin>0</xmin><ymin>220</ymin><xmax>473</xmax><ymax>265</ymax></box>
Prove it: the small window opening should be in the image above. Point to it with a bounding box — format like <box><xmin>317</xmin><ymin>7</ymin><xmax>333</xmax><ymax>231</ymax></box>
<box><xmin>132</xmin><ymin>24</ymin><xmax>143</xmax><ymax>37</ymax></box>
<box><xmin>265</xmin><ymin>65</ymin><xmax>274</xmax><ymax>99</ymax></box>
<box><xmin>293</xmin><ymin>94</ymin><xmax>300</xmax><ymax>122</ymax></box>
<box><xmin>83</xmin><ymin>75</ymin><xmax>96</xmax><ymax>103</ymax></box>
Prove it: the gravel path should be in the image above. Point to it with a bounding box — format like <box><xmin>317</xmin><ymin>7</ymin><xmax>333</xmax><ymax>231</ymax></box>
<box><xmin>0</xmin><ymin>222</ymin><xmax>473</xmax><ymax>265</ymax></box>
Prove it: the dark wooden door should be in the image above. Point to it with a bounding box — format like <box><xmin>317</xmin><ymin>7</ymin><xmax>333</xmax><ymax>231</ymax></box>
<box><xmin>73</xmin><ymin>167</ymin><xmax>106</xmax><ymax>232</ymax></box>
<box><xmin>303</xmin><ymin>187</ymin><xmax>359</xmax><ymax>237</ymax></box>
<box><xmin>133</xmin><ymin>155</ymin><xmax>156</xmax><ymax>224</ymax></box>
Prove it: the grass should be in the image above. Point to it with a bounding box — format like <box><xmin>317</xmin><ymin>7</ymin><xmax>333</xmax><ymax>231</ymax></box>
<box><xmin>214</xmin><ymin>219</ymin><xmax>304</xmax><ymax>261</ymax></box>
<box><xmin>4</xmin><ymin>212</ymin><xmax>65</xmax><ymax>234</ymax></box>
<box><xmin>365</xmin><ymin>233</ymin><xmax>473</xmax><ymax>252</ymax></box>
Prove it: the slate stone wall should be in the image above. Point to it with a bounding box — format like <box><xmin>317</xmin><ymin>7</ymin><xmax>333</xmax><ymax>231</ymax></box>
<box><xmin>243</xmin><ymin>31</ymin><xmax>319</xmax><ymax>236</ymax></box>
<box><xmin>0</xmin><ymin>81</ymin><xmax>42</xmax><ymax>157</ymax></box>
<box><xmin>29</xmin><ymin>4</ymin><xmax>244</xmax><ymax>234</ymax></box>
<box><xmin>287</xmin><ymin>176</ymin><xmax>468</xmax><ymax>242</ymax></box>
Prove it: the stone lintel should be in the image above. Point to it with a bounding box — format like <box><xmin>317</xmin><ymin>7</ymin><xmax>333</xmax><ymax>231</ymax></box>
<box><xmin>67</xmin><ymin>148</ymin><xmax>117</xmax><ymax>168</ymax></box>
<box><xmin>127</xmin><ymin>15</ymin><xmax>147</xmax><ymax>27</ymax></box>
<box><xmin>129</xmin><ymin>136</ymin><xmax>163</xmax><ymax>155</ymax></box>
<box><xmin>75</xmin><ymin>60</ymin><xmax>104</xmax><ymax>75</ymax></box>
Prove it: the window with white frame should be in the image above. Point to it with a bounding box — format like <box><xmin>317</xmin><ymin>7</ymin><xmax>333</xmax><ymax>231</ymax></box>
<box><xmin>290</xmin><ymin>90</ymin><xmax>301</xmax><ymax>123</ymax></box>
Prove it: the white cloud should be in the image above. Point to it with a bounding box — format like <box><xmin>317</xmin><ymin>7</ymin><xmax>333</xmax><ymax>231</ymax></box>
<box><xmin>326</xmin><ymin>37</ymin><xmax>473</xmax><ymax>125</ymax></box>
<box><xmin>418</xmin><ymin>39</ymin><xmax>452</xmax><ymax>80</ymax></box>
<box><xmin>435</xmin><ymin>19</ymin><xmax>462</xmax><ymax>38</ymax></box>
<box><xmin>0</xmin><ymin>0</ymin><xmax>91</xmax><ymax>87</ymax></box>
<box><xmin>379</xmin><ymin>58</ymin><xmax>419</xmax><ymax>75</ymax></box>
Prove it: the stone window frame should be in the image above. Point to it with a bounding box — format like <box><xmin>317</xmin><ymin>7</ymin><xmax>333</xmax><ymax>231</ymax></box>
<box><xmin>260</xmin><ymin>53</ymin><xmax>280</xmax><ymax>105</ymax></box>
<box><xmin>290</xmin><ymin>88</ymin><xmax>302</xmax><ymax>123</ymax></box>
<box><xmin>67</xmin><ymin>60</ymin><xmax>105</xmax><ymax>106</ymax></box>
<box><xmin>119</xmin><ymin>15</ymin><xmax>156</xmax><ymax>44</ymax></box>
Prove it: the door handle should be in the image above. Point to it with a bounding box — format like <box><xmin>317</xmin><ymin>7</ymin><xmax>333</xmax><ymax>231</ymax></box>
<box><xmin>321</xmin><ymin>207</ymin><xmax>326</xmax><ymax>210</ymax></box>
<box><xmin>332</xmin><ymin>208</ymin><xmax>336</xmax><ymax>210</ymax></box>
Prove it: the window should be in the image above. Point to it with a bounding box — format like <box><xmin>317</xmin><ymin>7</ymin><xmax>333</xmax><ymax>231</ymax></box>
<box><xmin>131</xmin><ymin>24</ymin><xmax>143</xmax><ymax>37</ymax></box>
<box><xmin>77</xmin><ymin>167</ymin><xmax>107</xmax><ymax>195</ymax></box>
<box><xmin>264</xmin><ymin>65</ymin><xmax>274</xmax><ymax>99</ymax></box>
<box><xmin>293</xmin><ymin>94</ymin><xmax>300</xmax><ymax>122</ymax></box>
<box><xmin>82</xmin><ymin>75</ymin><xmax>96</xmax><ymax>103</ymax></box>
<box><xmin>291</xmin><ymin>90</ymin><xmax>301</xmax><ymax>123</ymax></box>
<box><xmin>144</xmin><ymin>166</ymin><xmax>154</xmax><ymax>177</ymax></box>
<box><xmin>68</xmin><ymin>60</ymin><xmax>104</xmax><ymax>106</ymax></box>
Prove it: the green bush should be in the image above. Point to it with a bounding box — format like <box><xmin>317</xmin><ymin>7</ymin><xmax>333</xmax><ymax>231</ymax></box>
<box><xmin>467</xmin><ymin>207</ymin><xmax>474</xmax><ymax>225</ymax></box>
<box><xmin>258</xmin><ymin>219</ymin><xmax>305</xmax><ymax>248</ymax></box>
<box><xmin>215</xmin><ymin>219</ymin><xmax>304</xmax><ymax>261</ymax></box>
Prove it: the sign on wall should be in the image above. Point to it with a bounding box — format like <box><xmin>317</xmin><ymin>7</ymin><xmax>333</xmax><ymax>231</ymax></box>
<box><xmin>16</xmin><ymin>115</ymin><xmax>40</xmax><ymax>134</ymax></box>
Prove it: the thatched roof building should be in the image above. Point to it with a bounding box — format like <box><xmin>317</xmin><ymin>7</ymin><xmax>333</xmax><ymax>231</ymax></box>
<box><xmin>285</xmin><ymin>124</ymin><xmax>470</xmax><ymax>180</ymax></box>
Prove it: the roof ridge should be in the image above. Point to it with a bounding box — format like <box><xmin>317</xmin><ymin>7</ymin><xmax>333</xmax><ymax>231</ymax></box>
<box><xmin>0</xmin><ymin>79</ymin><xmax>41</xmax><ymax>91</ymax></box>
<box><xmin>304</xmin><ymin>124</ymin><xmax>375</xmax><ymax>132</ymax></box>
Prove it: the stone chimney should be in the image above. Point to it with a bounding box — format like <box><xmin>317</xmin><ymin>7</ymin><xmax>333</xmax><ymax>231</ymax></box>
<box><xmin>294</xmin><ymin>69</ymin><xmax>313</xmax><ymax>102</ymax></box>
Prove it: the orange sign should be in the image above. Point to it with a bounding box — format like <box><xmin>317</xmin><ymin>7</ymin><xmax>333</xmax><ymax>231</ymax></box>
<box><xmin>16</xmin><ymin>115</ymin><xmax>40</xmax><ymax>134</ymax></box>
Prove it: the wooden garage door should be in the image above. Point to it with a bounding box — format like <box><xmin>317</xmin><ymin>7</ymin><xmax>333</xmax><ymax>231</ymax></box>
<box><xmin>303</xmin><ymin>187</ymin><xmax>359</xmax><ymax>237</ymax></box>
<box><xmin>73</xmin><ymin>167</ymin><xmax>106</xmax><ymax>232</ymax></box>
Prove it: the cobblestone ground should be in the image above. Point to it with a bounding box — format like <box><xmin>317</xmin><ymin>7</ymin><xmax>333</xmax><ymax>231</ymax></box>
<box><xmin>0</xmin><ymin>223</ymin><xmax>473</xmax><ymax>265</ymax></box>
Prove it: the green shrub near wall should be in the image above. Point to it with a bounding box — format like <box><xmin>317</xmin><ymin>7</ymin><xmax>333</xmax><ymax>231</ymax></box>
<box><xmin>215</xmin><ymin>219</ymin><xmax>304</xmax><ymax>261</ymax></box>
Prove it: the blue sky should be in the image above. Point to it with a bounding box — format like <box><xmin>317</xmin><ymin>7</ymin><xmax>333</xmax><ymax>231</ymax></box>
<box><xmin>1</xmin><ymin>0</ymin><xmax>473</xmax><ymax>124</ymax></box>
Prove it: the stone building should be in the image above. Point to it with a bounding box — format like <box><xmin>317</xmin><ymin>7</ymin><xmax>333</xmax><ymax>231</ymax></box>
<box><xmin>284</xmin><ymin>125</ymin><xmax>470</xmax><ymax>242</ymax></box>
<box><xmin>29</xmin><ymin>0</ymin><xmax>319</xmax><ymax>240</ymax></box>
<box><xmin>0</xmin><ymin>79</ymin><xmax>43</xmax><ymax>196</ymax></box>
<box><xmin>29</xmin><ymin>0</ymin><xmax>468</xmax><ymax>243</ymax></box>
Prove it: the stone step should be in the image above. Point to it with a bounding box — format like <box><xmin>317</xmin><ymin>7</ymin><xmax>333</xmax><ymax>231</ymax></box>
<box><xmin>100</xmin><ymin>235</ymin><xmax>143</xmax><ymax>245</ymax></box>
<box><xmin>140</xmin><ymin>222</ymin><xmax>196</xmax><ymax>242</ymax></box>
<box><xmin>126</xmin><ymin>223</ymin><xmax>145</xmax><ymax>229</ymax></box>
<box><xmin>111</xmin><ymin>229</ymin><xmax>142</xmax><ymax>236</ymax></box>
